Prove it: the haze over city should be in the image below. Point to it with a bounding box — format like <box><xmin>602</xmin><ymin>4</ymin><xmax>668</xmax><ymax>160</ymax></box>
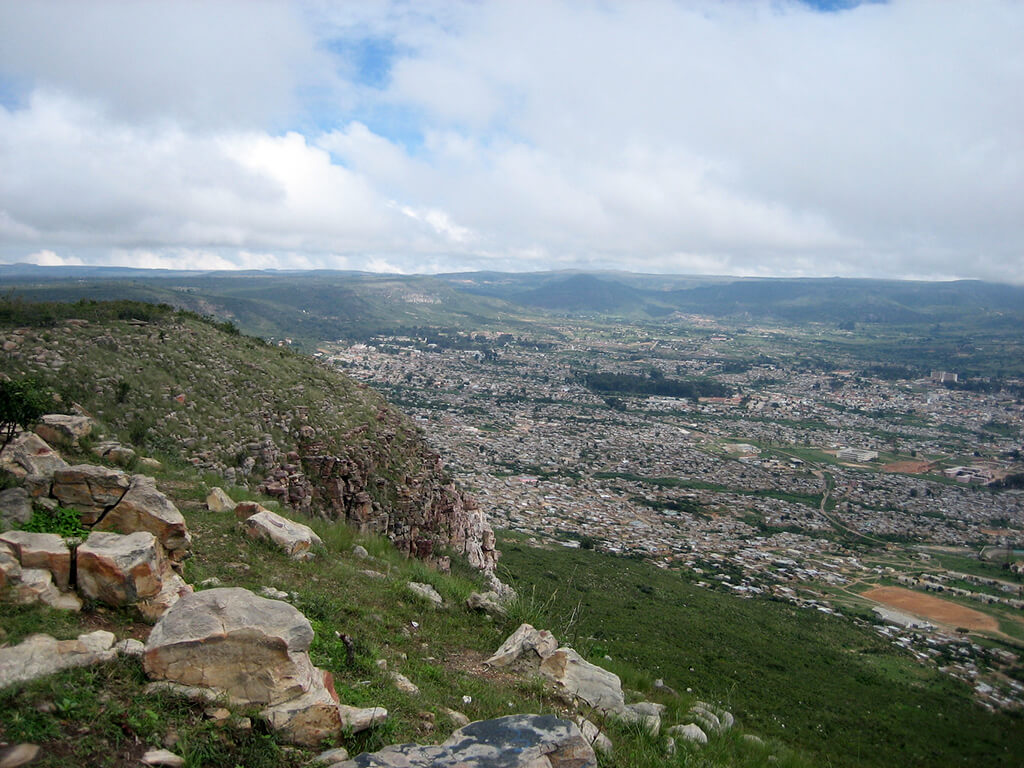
<box><xmin>1</xmin><ymin>0</ymin><xmax>1022</xmax><ymax>281</ymax></box>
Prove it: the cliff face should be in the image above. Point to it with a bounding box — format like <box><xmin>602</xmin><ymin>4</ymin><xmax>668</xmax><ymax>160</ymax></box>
<box><xmin>0</xmin><ymin>302</ymin><xmax>498</xmax><ymax>573</ymax></box>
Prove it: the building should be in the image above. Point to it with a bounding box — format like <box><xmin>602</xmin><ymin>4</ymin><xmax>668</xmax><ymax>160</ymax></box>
<box><xmin>837</xmin><ymin>447</ymin><xmax>879</xmax><ymax>462</ymax></box>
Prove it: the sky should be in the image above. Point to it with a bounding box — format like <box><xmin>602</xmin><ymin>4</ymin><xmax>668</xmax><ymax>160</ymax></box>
<box><xmin>0</xmin><ymin>0</ymin><xmax>1021</xmax><ymax>281</ymax></box>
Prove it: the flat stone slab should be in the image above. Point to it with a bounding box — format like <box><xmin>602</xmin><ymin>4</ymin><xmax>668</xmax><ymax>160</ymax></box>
<box><xmin>0</xmin><ymin>631</ymin><xmax>117</xmax><ymax>689</ymax></box>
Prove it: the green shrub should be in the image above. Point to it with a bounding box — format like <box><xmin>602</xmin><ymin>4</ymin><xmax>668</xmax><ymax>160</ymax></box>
<box><xmin>20</xmin><ymin>505</ymin><xmax>88</xmax><ymax>538</ymax></box>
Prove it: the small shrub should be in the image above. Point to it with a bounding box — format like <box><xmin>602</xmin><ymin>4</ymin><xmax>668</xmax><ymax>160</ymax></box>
<box><xmin>20</xmin><ymin>505</ymin><xmax>88</xmax><ymax>537</ymax></box>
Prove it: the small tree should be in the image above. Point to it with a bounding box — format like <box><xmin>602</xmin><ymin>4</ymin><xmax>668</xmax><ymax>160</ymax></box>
<box><xmin>0</xmin><ymin>377</ymin><xmax>54</xmax><ymax>451</ymax></box>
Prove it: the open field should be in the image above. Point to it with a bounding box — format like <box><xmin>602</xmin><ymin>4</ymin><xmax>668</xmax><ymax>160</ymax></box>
<box><xmin>863</xmin><ymin>586</ymin><xmax>999</xmax><ymax>631</ymax></box>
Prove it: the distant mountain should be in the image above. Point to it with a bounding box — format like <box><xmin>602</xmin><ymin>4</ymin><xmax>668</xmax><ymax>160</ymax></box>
<box><xmin>510</xmin><ymin>273</ymin><xmax>671</xmax><ymax>315</ymax></box>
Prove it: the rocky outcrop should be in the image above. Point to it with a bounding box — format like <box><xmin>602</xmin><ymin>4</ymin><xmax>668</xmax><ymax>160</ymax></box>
<box><xmin>0</xmin><ymin>538</ymin><xmax>81</xmax><ymax>611</ymax></box>
<box><xmin>33</xmin><ymin>414</ymin><xmax>92</xmax><ymax>447</ymax></box>
<box><xmin>334</xmin><ymin>714</ymin><xmax>596</xmax><ymax>768</ymax></box>
<box><xmin>95</xmin><ymin>474</ymin><xmax>191</xmax><ymax>559</ymax></box>
<box><xmin>540</xmin><ymin>648</ymin><xmax>626</xmax><ymax>714</ymax></box>
<box><xmin>0</xmin><ymin>432</ymin><xmax>68</xmax><ymax>478</ymax></box>
<box><xmin>143</xmin><ymin>588</ymin><xmax>384</xmax><ymax>746</ymax></box>
<box><xmin>465</xmin><ymin>590</ymin><xmax>507</xmax><ymax>616</ymax></box>
<box><xmin>238</xmin><ymin>506</ymin><xmax>323</xmax><ymax>560</ymax></box>
<box><xmin>0</xmin><ymin>487</ymin><xmax>32</xmax><ymax>530</ymax></box>
<box><xmin>77</xmin><ymin>531</ymin><xmax>166</xmax><ymax>606</ymax></box>
<box><xmin>0</xmin><ymin>531</ymin><xmax>71</xmax><ymax>590</ymax></box>
<box><xmin>0</xmin><ymin>631</ymin><xmax>118</xmax><ymax>689</ymax></box>
<box><xmin>51</xmin><ymin>464</ymin><xmax>131</xmax><ymax>524</ymax></box>
<box><xmin>485</xmin><ymin>623</ymin><xmax>558</xmax><ymax>669</ymax></box>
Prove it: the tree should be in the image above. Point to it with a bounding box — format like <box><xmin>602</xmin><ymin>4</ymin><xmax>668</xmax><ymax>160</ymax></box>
<box><xmin>0</xmin><ymin>377</ymin><xmax>54</xmax><ymax>451</ymax></box>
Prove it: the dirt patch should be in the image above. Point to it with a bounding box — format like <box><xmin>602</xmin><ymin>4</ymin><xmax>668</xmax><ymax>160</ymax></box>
<box><xmin>863</xmin><ymin>586</ymin><xmax>999</xmax><ymax>631</ymax></box>
<box><xmin>882</xmin><ymin>460</ymin><xmax>934</xmax><ymax>474</ymax></box>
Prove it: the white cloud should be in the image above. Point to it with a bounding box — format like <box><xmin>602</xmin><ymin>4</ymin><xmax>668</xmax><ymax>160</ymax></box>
<box><xmin>0</xmin><ymin>1</ymin><xmax>1022</xmax><ymax>280</ymax></box>
<box><xmin>23</xmin><ymin>249</ymin><xmax>82</xmax><ymax>267</ymax></box>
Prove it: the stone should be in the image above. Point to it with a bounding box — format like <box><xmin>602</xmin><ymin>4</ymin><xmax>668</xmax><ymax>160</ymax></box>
<box><xmin>337</xmin><ymin>705</ymin><xmax>389</xmax><ymax>733</ymax></box>
<box><xmin>622</xmin><ymin>701</ymin><xmax>663</xmax><ymax>736</ymax></box>
<box><xmin>351</xmin><ymin>544</ymin><xmax>370</xmax><ymax>559</ymax></box>
<box><xmin>334</xmin><ymin>714</ymin><xmax>596</xmax><ymax>768</ymax></box>
<box><xmin>77</xmin><ymin>531</ymin><xmax>165</xmax><ymax>606</ymax></box>
<box><xmin>136</xmin><ymin>571</ymin><xmax>193</xmax><ymax>621</ymax></box>
<box><xmin>485</xmin><ymin>623</ymin><xmax>558</xmax><ymax>668</ymax></box>
<box><xmin>360</xmin><ymin>569</ymin><xmax>386</xmax><ymax>580</ymax></box>
<box><xmin>240</xmin><ymin>509</ymin><xmax>323</xmax><ymax>559</ymax></box>
<box><xmin>0</xmin><ymin>631</ymin><xmax>117</xmax><ymax>688</ymax></box>
<box><xmin>0</xmin><ymin>744</ymin><xmax>40</xmax><ymax>768</ymax></box>
<box><xmin>34</xmin><ymin>414</ymin><xmax>92</xmax><ymax>447</ymax></box>
<box><xmin>51</xmin><ymin>464</ymin><xmax>130</xmax><ymax>524</ymax></box>
<box><xmin>465</xmin><ymin>591</ymin><xmax>506</xmax><ymax>616</ymax></box>
<box><xmin>22</xmin><ymin>475</ymin><xmax>52</xmax><ymax>499</ymax></box>
<box><xmin>233</xmin><ymin>500</ymin><xmax>266</xmax><ymax>521</ymax></box>
<box><xmin>260</xmin><ymin>585</ymin><xmax>290</xmax><ymax>600</ymax></box>
<box><xmin>742</xmin><ymin>734</ymin><xmax>764</xmax><ymax>746</ymax></box>
<box><xmin>440</xmin><ymin>707</ymin><xmax>470</xmax><ymax>727</ymax></box>
<box><xmin>0</xmin><ymin>541</ymin><xmax>22</xmax><ymax>590</ymax></box>
<box><xmin>91</xmin><ymin>440</ymin><xmax>137</xmax><ymax>467</ymax></box>
<box><xmin>95</xmin><ymin>474</ymin><xmax>191</xmax><ymax>556</ymax></box>
<box><xmin>205</xmin><ymin>487</ymin><xmax>234</xmax><ymax>512</ymax></box>
<box><xmin>667</xmin><ymin>723</ymin><xmax>707</xmax><ymax>745</ymax></box>
<box><xmin>0</xmin><ymin>530</ymin><xmax>72</xmax><ymax>589</ymax></box>
<box><xmin>690</xmin><ymin>701</ymin><xmax>731</xmax><ymax>733</ymax></box>
<box><xmin>574</xmin><ymin>716</ymin><xmax>613</xmax><ymax>755</ymax></box>
<box><xmin>312</xmin><ymin>747</ymin><xmax>351</xmax><ymax>765</ymax></box>
<box><xmin>9</xmin><ymin>567</ymin><xmax>82</xmax><ymax>611</ymax></box>
<box><xmin>141</xmin><ymin>749</ymin><xmax>185</xmax><ymax>767</ymax></box>
<box><xmin>406</xmin><ymin>581</ymin><xmax>443</xmax><ymax>608</ymax></box>
<box><xmin>390</xmin><ymin>671</ymin><xmax>420</xmax><ymax>695</ymax></box>
<box><xmin>116</xmin><ymin>638</ymin><xmax>146</xmax><ymax>657</ymax></box>
<box><xmin>0</xmin><ymin>432</ymin><xmax>67</xmax><ymax>479</ymax></box>
<box><xmin>0</xmin><ymin>487</ymin><xmax>32</xmax><ymax>530</ymax></box>
<box><xmin>653</xmin><ymin>678</ymin><xmax>678</xmax><ymax>697</ymax></box>
<box><xmin>539</xmin><ymin>648</ymin><xmax>626</xmax><ymax>714</ymax></box>
<box><xmin>144</xmin><ymin>587</ymin><xmax>351</xmax><ymax>745</ymax></box>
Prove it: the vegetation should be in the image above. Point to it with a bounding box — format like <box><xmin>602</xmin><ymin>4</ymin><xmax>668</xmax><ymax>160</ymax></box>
<box><xmin>0</xmin><ymin>376</ymin><xmax>55</xmax><ymax>450</ymax></box>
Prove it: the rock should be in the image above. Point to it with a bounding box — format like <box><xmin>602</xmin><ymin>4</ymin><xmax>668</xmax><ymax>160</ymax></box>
<box><xmin>233</xmin><ymin>500</ymin><xmax>265</xmax><ymax>521</ymax></box>
<box><xmin>91</xmin><ymin>440</ymin><xmax>137</xmax><ymax>467</ymax></box>
<box><xmin>0</xmin><ymin>630</ymin><xmax>117</xmax><ymax>688</ymax></box>
<box><xmin>77</xmin><ymin>531</ymin><xmax>165</xmax><ymax>606</ymax></box>
<box><xmin>653</xmin><ymin>678</ymin><xmax>678</xmax><ymax>697</ymax></box>
<box><xmin>0</xmin><ymin>487</ymin><xmax>32</xmax><ymax>530</ymax></box>
<box><xmin>742</xmin><ymin>734</ymin><xmax>764</xmax><ymax>746</ymax></box>
<box><xmin>144</xmin><ymin>587</ymin><xmax>352</xmax><ymax>745</ymax></box>
<box><xmin>360</xmin><ymin>569</ymin><xmax>386</xmax><ymax>580</ymax></box>
<box><xmin>22</xmin><ymin>475</ymin><xmax>52</xmax><ymax>499</ymax></box>
<box><xmin>465</xmin><ymin>591</ymin><xmax>506</xmax><ymax>616</ymax></box>
<box><xmin>12</xmin><ymin>567</ymin><xmax>82</xmax><ymax>611</ymax></box>
<box><xmin>667</xmin><ymin>723</ymin><xmax>707</xmax><ymax>745</ymax></box>
<box><xmin>690</xmin><ymin>701</ymin><xmax>731</xmax><ymax>733</ymax></box>
<box><xmin>136</xmin><ymin>571</ymin><xmax>193</xmax><ymax>621</ymax></box>
<box><xmin>623</xmin><ymin>701</ymin><xmax>664</xmax><ymax>736</ymax></box>
<box><xmin>440</xmin><ymin>707</ymin><xmax>470</xmax><ymax>727</ymax></box>
<box><xmin>240</xmin><ymin>508</ymin><xmax>323</xmax><ymax>559</ymax></box>
<box><xmin>0</xmin><ymin>432</ymin><xmax>67</xmax><ymax>478</ymax></box>
<box><xmin>95</xmin><ymin>474</ymin><xmax>191</xmax><ymax>556</ymax></box>
<box><xmin>116</xmin><ymin>638</ymin><xmax>146</xmax><ymax>657</ymax></box>
<box><xmin>539</xmin><ymin>648</ymin><xmax>626</xmax><ymax>714</ymax></box>
<box><xmin>390</xmin><ymin>671</ymin><xmax>420</xmax><ymax>695</ymax></box>
<box><xmin>51</xmin><ymin>464</ymin><xmax>131</xmax><ymax>524</ymax></box>
<box><xmin>336</xmin><ymin>714</ymin><xmax>594</xmax><ymax>768</ymax></box>
<box><xmin>138</xmin><ymin>457</ymin><xmax>163</xmax><ymax>470</ymax></box>
<box><xmin>0</xmin><ymin>542</ymin><xmax>22</xmax><ymax>590</ymax></box>
<box><xmin>140</xmin><ymin>748</ymin><xmax>185</xmax><ymax>767</ymax></box>
<box><xmin>260</xmin><ymin>585</ymin><xmax>290</xmax><ymax>600</ymax></box>
<box><xmin>406</xmin><ymin>582</ymin><xmax>443</xmax><ymax>608</ymax></box>
<box><xmin>0</xmin><ymin>744</ymin><xmax>41</xmax><ymax>768</ymax></box>
<box><xmin>485</xmin><ymin>623</ymin><xmax>558</xmax><ymax>668</ymax></box>
<box><xmin>312</xmin><ymin>747</ymin><xmax>350</xmax><ymax>765</ymax></box>
<box><xmin>352</xmin><ymin>544</ymin><xmax>370</xmax><ymax>559</ymax></box>
<box><xmin>205</xmin><ymin>487</ymin><xmax>234</xmax><ymax>512</ymax></box>
<box><xmin>574</xmin><ymin>716</ymin><xmax>613</xmax><ymax>755</ymax></box>
<box><xmin>0</xmin><ymin>531</ymin><xmax>72</xmax><ymax>590</ymax></box>
<box><xmin>34</xmin><ymin>414</ymin><xmax>92</xmax><ymax>447</ymax></box>
<box><xmin>337</xmin><ymin>705</ymin><xmax>389</xmax><ymax>733</ymax></box>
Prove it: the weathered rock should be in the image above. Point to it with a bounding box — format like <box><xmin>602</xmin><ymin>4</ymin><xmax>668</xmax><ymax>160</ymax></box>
<box><xmin>233</xmin><ymin>500</ymin><xmax>266</xmax><ymax>521</ymax></box>
<box><xmin>574</xmin><ymin>716</ymin><xmax>613</xmax><ymax>755</ymax></box>
<box><xmin>338</xmin><ymin>705</ymin><xmax>389</xmax><ymax>733</ymax></box>
<box><xmin>0</xmin><ymin>743</ymin><xmax>41</xmax><ymax>768</ymax></box>
<box><xmin>0</xmin><ymin>530</ymin><xmax>72</xmax><ymax>590</ymax></box>
<box><xmin>116</xmin><ymin>638</ymin><xmax>146</xmax><ymax>657</ymax></box>
<box><xmin>6</xmin><ymin>567</ymin><xmax>81</xmax><ymax>611</ymax></box>
<box><xmin>485</xmin><ymin>623</ymin><xmax>558</xmax><ymax>668</ymax></box>
<box><xmin>690</xmin><ymin>702</ymin><xmax>731</xmax><ymax>733</ymax></box>
<box><xmin>205</xmin><ymin>487</ymin><xmax>234</xmax><ymax>512</ymax></box>
<box><xmin>77</xmin><ymin>531</ymin><xmax>165</xmax><ymax>606</ymax></box>
<box><xmin>22</xmin><ymin>474</ymin><xmax>52</xmax><ymax>499</ymax></box>
<box><xmin>0</xmin><ymin>487</ymin><xmax>32</xmax><ymax>530</ymax></box>
<box><xmin>667</xmin><ymin>723</ymin><xmax>707</xmax><ymax>745</ymax></box>
<box><xmin>95</xmin><ymin>474</ymin><xmax>191</xmax><ymax>556</ymax></box>
<box><xmin>51</xmin><ymin>464</ymin><xmax>130</xmax><ymax>524</ymax></box>
<box><xmin>140</xmin><ymin>748</ymin><xmax>185</xmax><ymax>767</ymax></box>
<box><xmin>312</xmin><ymin>747</ymin><xmax>350</xmax><ymax>765</ymax></box>
<box><xmin>0</xmin><ymin>432</ymin><xmax>67</xmax><ymax>479</ymax></box>
<box><xmin>390</xmin><ymin>671</ymin><xmax>420</xmax><ymax>695</ymax></box>
<box><xmin>465</xmin><ymin>591</ymin><xmax>506</xmax><ymax>616</ymax></box>
<box><xmin>0</xmin><ymin>541</ymin><xmax>21</xmax><ymax>590</ymax></box>
<box><xmin>262</xmin><ymin>682</ymin><xmax>347</xmax><ymax>747</ymax></box>
<box><xmin>622</xmin><ymin>701</ymin><xmax>664</xmax><ymax>735</ymax></box>
<box><xmin>0</xmin><ymin>631</ymin><xmax>117</xmax><ymax>688</ymax></box>
<box><xmin>260</xmin><ymin>585</ymin><xmax>290</xmax><ymax>600</ymax></box>
<box><xmin>440</xmin><ymin>707</ymin><xmax>470</xmax><ymax>727</ymax></box>
<box><xmin>91</xmin><ymin>440</ymin><xmax>137</xmax><ymax>467</ymax></box>
<box><xmin>539</xmin><ymin>648</ymin><xmax>626</xmax><ymax>714</ymax></box>
<box><xmin>742</xmin><ymin>734</ymin><xmax>764</xmax><ymax>746</ymax></box>
<box><xmin>34</xmin><ymin>414</ymin><xmax>92</xmax><ymax>448</ymax></box>
<box><xmin>406</xmin><ymin>581</ymin><xmax>443</xmax><ymax>608</ymax></box>
<box><xmin>653</xmin><ymin>678</ymin><xmax>678</xmax><ymax>697</ymax></box>
<box><xmin>240</xmin><ymin>508</ymin><xmax>322</xmax><ymax>559</ymax></box>
<box><xmin>351</xmin><ymin>544</ymin><xmax>370</xmax><ymax>559</ymax></box>
<box><xmin>337</xmin><ymin>714</ymin><xmax>595</xmax><ymax>768</ymax></box>
<box><xmin>136</xmin><ymin>570</ymin><xmax>193</xmax><ymax>621</ymax></box>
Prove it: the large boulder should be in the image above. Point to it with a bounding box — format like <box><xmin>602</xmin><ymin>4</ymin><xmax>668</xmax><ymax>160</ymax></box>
<box><xmin>51</xmin><ymin>465</ymin><xmax>130</xmax><ymax>524</ymax></box>
<box><xmin>0</xmin><ymin>487</ymin><xmax>32</xmax><ymax>530</ymax></box>
<box><xmin>205</xmin><ymin>487</ymin><xmax>234</xmax><ymax>513</ymax></box>
<box><xmin>143</xmin><ymin>588</ymin><xmax>367</xmax><ymax>745</ymax></box>
<box><xmin>0</xmin><ymin>540</ymin><xmax>80</xmax><ymax>611</ymax></box>
<box><xmin>0</xmin><ymin>531</ymin><xmax>72</xmax><ymax>590</ymax></box>
<box><xmin>77</xmin><ymin>531</ymin><xmax>165</xmax><ymax>606</ymax></box>
<box><xmin>539</xmin><ymin>648</ymin><xmax>626</xmax><ymax>714</ymax></box>
<box><xmin>336</xmin><ymin>714</ymin><xmax>596</xmax><ymax>768</ymax></box>
<box><xmin>95</xmin><ymin>474</ymin><xmax>191</xmax><ymax>557</ymax></box>
<box><xmin>0</xmin><ymin>631</ymin><xmax>117</xmax><ymax>689</ymax></box>
<box><xmin>239</xmin><ymin>508</ymin><xmax>322</xmax><ymax>559</ymax></box>
<box><xmin>485</xmin><ymin>623</ymin><xmax>558</xmax><ymax>668</ymax></box>
<box><xmin>0</xmin><ymin>432</ymin><xmax>67</xmax><ymax>479</ymax></box>
<box><xmin>34</xmin><ymin>414</ymin><xmax>92</xmax><ymax>448</ymax></box>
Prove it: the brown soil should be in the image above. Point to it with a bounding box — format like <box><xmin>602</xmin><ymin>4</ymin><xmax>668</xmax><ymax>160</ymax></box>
<box><xmin>863</xmin><ymin>586</ymin><xmax>999</xmax><ymax>631</ymax></box>
<box><xmin>882</xmin><ymin>460</ymin><xmax>934</xmax><ymax>474</ymax></box>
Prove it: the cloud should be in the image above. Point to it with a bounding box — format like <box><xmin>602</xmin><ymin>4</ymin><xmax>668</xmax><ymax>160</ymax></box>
<box><xmin>23</xmin><ymin>249</ymin><xmax>82</xmax><ymax>267</ymax></box>
<box><xmin>0</xmin><ymin>1</ymin><xmax>1022</xmax><ymax>281</ymax></box>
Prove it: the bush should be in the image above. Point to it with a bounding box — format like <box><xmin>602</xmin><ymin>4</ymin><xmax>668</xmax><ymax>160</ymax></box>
<box><xmin>20</xmin><ymin>505</ymin><xmax>88</xmax><ymax>538</ymax></box>
<box><xmin>0</xmin><ymin>376</ymin><xmax>55</xmax><ymax>450</ymax></box>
